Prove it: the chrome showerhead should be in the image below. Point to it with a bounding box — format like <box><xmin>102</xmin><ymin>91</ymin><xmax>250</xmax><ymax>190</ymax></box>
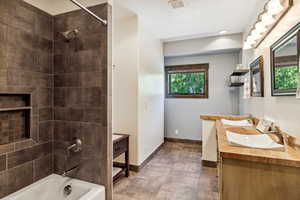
<box><xmin>58</xmin><ymin>29</ymin><xmax>79</xmax><ymax>42</ymax></box>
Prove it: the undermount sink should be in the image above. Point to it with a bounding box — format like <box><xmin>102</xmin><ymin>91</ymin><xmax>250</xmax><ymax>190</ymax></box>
<box><xmin>221</xmin><ymin>119</ymin><xmax>253</xmax><ymax>127</ymax></box>
<box><xmin>226</xmin><ymin>131</ymin><xmax>284</xmax><ymax>150</ymax></box>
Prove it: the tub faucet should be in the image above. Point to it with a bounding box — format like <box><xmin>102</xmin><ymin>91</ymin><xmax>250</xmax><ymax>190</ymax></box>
<box><xmin>67</xmin><ymin>138</ymin><xmax>82</xmax><ymax>156</ymax></box>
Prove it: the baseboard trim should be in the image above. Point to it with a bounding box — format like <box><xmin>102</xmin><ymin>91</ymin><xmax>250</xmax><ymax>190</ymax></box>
<box><xmin>202</xmin><ymin>160</ymin><xmax>217</xmax><ymax>168</ymax></box>
<box><xmin>165</xmin><ymin>137</ymin><xmax>202</xmax><ymax>145</ymax></box>
<box><xmin>114</xmin><ymin>142</ymin><xmax>165</xmax><ymax>172</ymax></box>
<box><xmin>113</xmin><ymin>162</ymin><xmax>139</xmax><ymax>172</ymax></box>
<box><xmin>139</xmin><ymin>142</ymin><xmax>164</xmax><ymax>171</ymax></box>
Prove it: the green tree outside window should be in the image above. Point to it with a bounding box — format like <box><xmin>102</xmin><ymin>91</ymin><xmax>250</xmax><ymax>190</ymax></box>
<box><xmin>275</xmin><ymin>66</ymin><xmax>298</xmax><ymax>90</ymax></box>
<box><xmin>169</xmin><ymin>72</ymin><xmax>205</xmax><ymax>94</ymax></box>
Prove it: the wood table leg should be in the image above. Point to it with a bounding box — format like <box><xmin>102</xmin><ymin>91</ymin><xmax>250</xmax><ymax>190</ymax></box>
<box><xmin>125</xmin><ymin>150</ymin><xmax>129</xmax><ymax>177</ymax></box>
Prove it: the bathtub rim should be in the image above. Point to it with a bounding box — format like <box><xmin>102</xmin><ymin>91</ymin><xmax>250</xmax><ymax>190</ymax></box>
<box><xmin>1</xmin><ymin>174</ymin><xmax>105</xmax><ymax>200</ymax></box>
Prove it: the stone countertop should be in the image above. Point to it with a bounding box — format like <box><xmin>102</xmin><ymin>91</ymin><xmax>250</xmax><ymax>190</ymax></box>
<box><xmin>216</xmin><ymin>120</ymin><xmax>300</xmax><ymax>168</ymax></box>
<box><xmin>113</xmin><ymin>133</ymin><xmax>129</xmax><ymax>143</ymax></box>
<box><xmin>200</xmin><ymin>114</ymin><xmax>251</xmax><ymax>121</ymax></box>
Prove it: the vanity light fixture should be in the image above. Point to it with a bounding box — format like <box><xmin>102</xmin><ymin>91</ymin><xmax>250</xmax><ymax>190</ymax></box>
<box><xmin>267</xmin><ymin>0</ymin><xmax>284</xmax><ymax>15</ymax></box>
<box><xmin>243</xmin><ymin>0</ymin><xmax>293</xmax><ymax>50</ymax></box>
<box><xmin>255</xmin><ymin>22</ymin><xmax>267</xmax><ymax>34</ymax></box>
<box><xmin>261</xmin><ymin>13</ymin><xmax>275</xmax><ymax>26</ymax></box>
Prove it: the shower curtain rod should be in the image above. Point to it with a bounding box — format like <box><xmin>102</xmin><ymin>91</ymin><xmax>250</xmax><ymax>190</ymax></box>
<box><xmin>69</xmin><ymin>0</ymin><xmax>107</xmax><ymax>25</ymax></box>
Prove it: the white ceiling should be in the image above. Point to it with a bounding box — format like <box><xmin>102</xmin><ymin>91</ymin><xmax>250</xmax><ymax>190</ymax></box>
<box><xmin>117</xmin><ymin>0</ymin><xmax>266</xmax><ymax>41</ymax></box>
<box><xmin>24</xmin><ymin>0</ymin><xmax>265</xmax><ymax>41</ymax></box>
<box><xmin>23</xmin><ymin>0</ymin><xmax>107</xmax><ymax>16</ymax></box>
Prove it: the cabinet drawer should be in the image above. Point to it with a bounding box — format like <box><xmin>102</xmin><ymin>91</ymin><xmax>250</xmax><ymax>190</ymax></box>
<box><xmin>113</xmin><ymin>137</ymin><xmax>128</xmax><ymax>159</ymax></box>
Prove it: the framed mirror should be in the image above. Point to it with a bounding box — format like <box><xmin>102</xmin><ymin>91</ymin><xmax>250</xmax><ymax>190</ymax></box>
<box><xmin>271</xmin><ymin>23</ymin><xmax>300</xmax><ymax>96</ymax></box>
<box><xmin>250</xmin><ymin>56</ymin><xmax>264</xmax><ymax>97</ymax></box>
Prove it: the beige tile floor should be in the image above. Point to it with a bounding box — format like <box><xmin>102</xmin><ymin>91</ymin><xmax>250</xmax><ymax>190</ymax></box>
<box><xmin>113</xmin><ymin>141</ymin><xmax>218</xmax><ymax>200</ymax></box>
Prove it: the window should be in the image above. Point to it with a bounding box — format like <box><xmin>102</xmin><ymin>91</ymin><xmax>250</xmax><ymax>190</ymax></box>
<box><xmin>165</xmin><ymin>64</ymin><xmax>209</xmax><ymax>98</ymax></box>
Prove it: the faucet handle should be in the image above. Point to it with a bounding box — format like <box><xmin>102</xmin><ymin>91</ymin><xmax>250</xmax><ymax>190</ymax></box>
<box><xmin>67</xmin><ymin>138</ymin><xmax>82</xmax><ymax>154</ymax></box>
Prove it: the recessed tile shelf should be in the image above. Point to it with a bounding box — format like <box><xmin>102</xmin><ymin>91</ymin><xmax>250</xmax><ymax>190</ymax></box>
<box><xmin>0</xmin><ymin>94</ymin><xmax>31</xmax><ymax>145</ymax></box>
<box><xmin>0</xmin><ymin>107</ymin><xmax>32</xmax><ymax>112</ymax></box>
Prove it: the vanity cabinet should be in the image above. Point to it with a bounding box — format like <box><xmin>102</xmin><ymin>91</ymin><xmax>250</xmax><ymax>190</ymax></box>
<box><xmin>216</xmin><ymin>121</ymin><xmax>300</xmax><ymax>200</ymax></box>
<box><xmin>200</xmin><ymin>115</ymin><xmax>251</xmax><ymax>165</ymax></box>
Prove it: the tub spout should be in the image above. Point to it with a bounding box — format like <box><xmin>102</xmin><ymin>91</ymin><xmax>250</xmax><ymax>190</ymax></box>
<box><xmin>62</xmin><ymin>165</ymin><xmax>80</xmax><ymax>177</ymax></box>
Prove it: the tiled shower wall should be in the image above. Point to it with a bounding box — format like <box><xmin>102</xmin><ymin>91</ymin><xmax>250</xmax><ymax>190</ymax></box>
<box><xmin>0</xmin><ymin>0</ymin><xmax>53</xmax><ymax>198</ymax></box>
<box><xmin>0</xmin><ymin>1</ymin><xmax>111</xmax><ymax>199</ymax></box>
<box><xmin>53</xmin><ymin>4</ymin><xmax>109</xmax><ymax>186</ymax></box>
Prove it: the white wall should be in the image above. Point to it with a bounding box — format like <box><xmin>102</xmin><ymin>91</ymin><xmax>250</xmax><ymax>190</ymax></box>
<box><xmin>239</xmin><ymin>0</ymin><xmax>300</xmax><ymax>139</ymax></box>
<box><xmin>164</xmin><ymin>33</ymin><xmax>243</xmax><ymax>57</ymax></box>
<box><xmin>165</xmin><ymin>53</ymin><xmax>240</xmax><ymax>140</ymax></box>
<box><xmin>112</xmin><ymin>4</ymin><xmax>165</xmax><ymax>165</ymax></box>
<box><xmin>137</xmin><ymin>24</ymin><xmax>165</xmax><ymax>165</ymax></box>
<box><xmin>112</xmin><ymin>8</ymin><xmax>139</xmax><ymax>165</ymax></box>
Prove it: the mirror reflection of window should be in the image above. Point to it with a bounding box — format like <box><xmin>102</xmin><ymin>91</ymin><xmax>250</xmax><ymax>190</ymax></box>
<box><xmin>250</xmin><ymin>56</ymin><xmax>264</xmax><ymax>97</ymax></box>
<box><xmin>271</xmin><ymin>23</ymin><xmax>300</xmax><ymax>96</ymax></box>
<box><xmin>253</xmin><ymin>73</ymin><xmax>261</xmax><ymax>93</ymax></box>
<box><xmin>274</xmin><ymin>36</ymin><xmax>298</xmax><ymax>92</ymax></box>
<box><xmin>297</xmin><ymin>71</ymin><xmax>300</xmax><ymax>99</ymax></box>
<box><xmin>252</xmin><ymin>65</ymin><xmax>261</xmax><ymax>93</ymax></box>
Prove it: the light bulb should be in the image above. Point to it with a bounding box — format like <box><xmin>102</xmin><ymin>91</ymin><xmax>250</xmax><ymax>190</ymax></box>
<box><xmin>255</xmin><ymin>22</ymin><xmax>267</xmax><ymax>34</ymax></box>
<box><xmin>243</xmin><ymin>41</ymin><xmax>252</xmax><ymax>50</ymax></box>
<box><xmin>243</xmin><ymin>43</ymin><xmax>252</xmax><ymax>50</ymax></box>
<box><xmin>247</xmin><ymin>36</ymin><xmax>255</xmax><ymax>44</ymax></box>
<box><xmin>261</xmin><ymin>12</ymin><xmax>275</xmax><ymax>26</ymax></box>
<box><xmin>247</xmin><ymin>36</ymin><xmax>254</xmax><ymax>43</ymax></box>
<box><xmin>246</xmin><ymin>36</ymin><xmax>256</xmax><ymax>47</ymax></box>
<box><xmin>267</xmin><ymin>0</ymin><xmax>284</xmax><ymax>15</ymax></box>
<box><xmin>250</xmin><ymin>29</ymin><xmax>262</xmax><ymax>40</ymax></box>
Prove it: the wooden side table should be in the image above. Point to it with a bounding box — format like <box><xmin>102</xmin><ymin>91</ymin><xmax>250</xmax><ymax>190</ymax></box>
<box><xmin>113</xmin><ymin>133</ymin><xmax>129</xmax><ymax>182</ymax></box>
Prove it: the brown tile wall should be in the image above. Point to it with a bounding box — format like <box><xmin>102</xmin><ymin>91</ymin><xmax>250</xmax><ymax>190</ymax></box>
<box><xmin>53</xmin><ymin>3</ymin><xmax>109</xmax><ymax>188</ymax></box>
<box><xmin>0</xmin><ymin>0</ymin><xmax>54</xmax><ymax>198</ymax></box>
<box><xmin>0</xmin><ymin>110</ymin><xmax>27</xmax><ymax>144</ymax></box>
<box><xmin>0</xmin><ymin>1</ymin><xmax>111</xmax><ymax>199</ymax></box>
<box><xmin>0</xmin><ymin>94</ymin><xmax>31</xmax><ymax>145</ymax></box>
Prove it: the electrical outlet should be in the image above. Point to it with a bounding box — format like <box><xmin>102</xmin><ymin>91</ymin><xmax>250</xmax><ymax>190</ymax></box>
<box><xmin>175</xmin><ymin>129</ymin><xmax>179</xmax><ymax>135</ymax></box>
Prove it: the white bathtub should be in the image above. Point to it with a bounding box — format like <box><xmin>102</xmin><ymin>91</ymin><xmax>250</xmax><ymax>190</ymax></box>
<box><xmin>2</xmin><ymin>174</ymin><xmax>105</xmax><ymax>200</ymax></box>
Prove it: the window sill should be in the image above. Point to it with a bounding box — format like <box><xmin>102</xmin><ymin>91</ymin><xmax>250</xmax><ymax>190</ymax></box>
<box><xmin>166</xmin><ymin>95</ymin><xmax>209</xmax><ymax>99</ymax></box>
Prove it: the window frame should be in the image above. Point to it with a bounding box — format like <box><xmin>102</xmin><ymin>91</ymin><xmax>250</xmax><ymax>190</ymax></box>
<box><xmin>165</xmin><ymin>64</ymin><xmax>209</xmax><ymax>99</ymax></box>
